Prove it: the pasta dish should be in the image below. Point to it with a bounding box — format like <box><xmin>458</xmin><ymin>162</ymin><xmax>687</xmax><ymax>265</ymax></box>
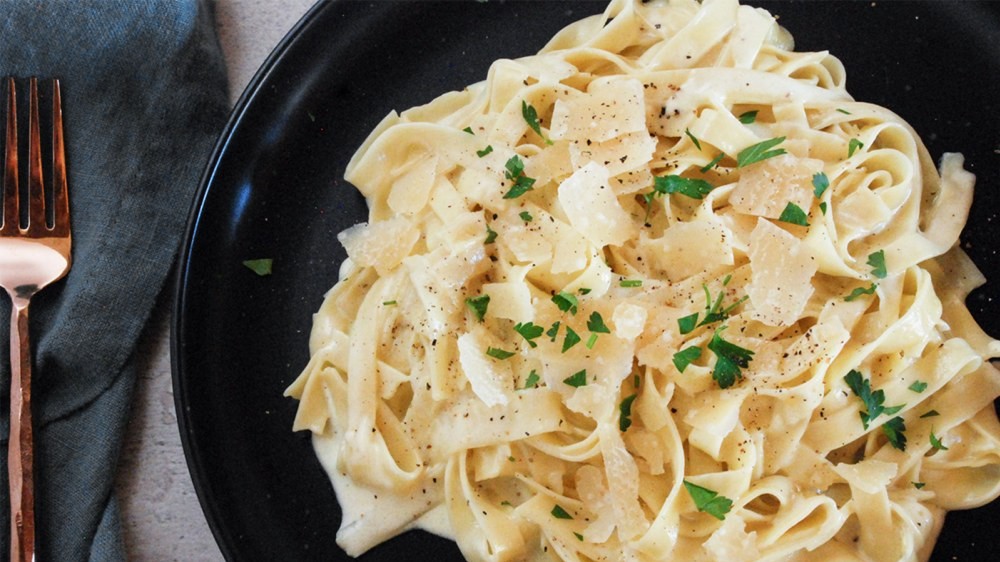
<box><xmin>285</xmin><ymin>0</ymin><xmax>1000</xmax><ymax>560</ymax></box>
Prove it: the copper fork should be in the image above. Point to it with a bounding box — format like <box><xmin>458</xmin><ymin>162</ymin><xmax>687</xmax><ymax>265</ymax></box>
<box><xmin>0</xmin><ymin>77</ymin><xmax>70</xmax><ymax>562</ymax></box>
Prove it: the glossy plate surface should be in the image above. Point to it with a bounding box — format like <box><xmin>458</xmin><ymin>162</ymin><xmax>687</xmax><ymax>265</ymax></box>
<box><xmin>173</xmin><ymin>2</ymin><xmax>1000</xmax><ymax>560</ymax></box>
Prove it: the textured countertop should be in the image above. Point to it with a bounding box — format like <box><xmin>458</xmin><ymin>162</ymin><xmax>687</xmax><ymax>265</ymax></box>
<box><xmin>116</xmin><ymin>1</ymin><xmax>314</xmax><ymax>560</ymax></box>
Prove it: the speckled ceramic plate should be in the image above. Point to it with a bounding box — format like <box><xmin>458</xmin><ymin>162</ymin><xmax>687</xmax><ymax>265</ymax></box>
<box><xmin>173</xmin><ymin>1</ymin><xmax>1000</xmax><ymax>560</ymax></box>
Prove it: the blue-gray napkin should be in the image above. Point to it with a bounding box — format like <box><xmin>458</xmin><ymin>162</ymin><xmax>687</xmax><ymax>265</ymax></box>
<box><xmin>0</xmin><ymin>1</ymin><xmax>229</xmax><ymax>559</ymax></box>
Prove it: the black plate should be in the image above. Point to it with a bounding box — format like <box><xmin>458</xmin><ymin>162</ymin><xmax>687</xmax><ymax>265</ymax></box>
<box><xmin>173</xmin><ymin>1</ymin><xmax>1000</xmax><ymax>560</ymax></box>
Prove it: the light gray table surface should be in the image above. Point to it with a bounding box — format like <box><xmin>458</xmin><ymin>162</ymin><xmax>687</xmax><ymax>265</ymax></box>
<box><xmin>116</xmin><ymin>1</ymin><xmax>315</xmax><ymax>560</ymax></box>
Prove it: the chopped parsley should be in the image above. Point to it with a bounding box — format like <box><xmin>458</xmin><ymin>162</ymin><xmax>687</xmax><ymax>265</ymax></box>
<box><xmin>586</xmin><ymin>333</ymin><xmax>599</xmax><ymax>349</ymax></box>
<box><xmin>519</xmin><ymin>210</ymin><xmax>533</xmax><ymax>222</ymax></box>
<box><xmin>848</xmin><ymin>138</ymin><xmax>864</xmax><ymax>157</ymax></box>
<box><xmin>738</xmin><ymin>110</ymin><xmax>758</xmax><ymax>124</ymax></box>
<box><xmin>563</xmin><ymin>327</ymin><xmax>582</xmax><ymax>352</ymax></box>
<box><xmin>920</xmin><ymin>409</ymin><xmax>940</xmax><ymax>418</ymax></box>
<box><xmin>708</xmin><ymin>327</ymin><xmax>754</xmax><ymax>388</ymax></box>
<box><xmin>551</xmin><ymin>504</ymin><xmax>574</xmax><ymax>520</ymax></box>
<box><xmin>552</xmin><ymin>291</ymin><xmax>579</xmax><ymax>314</ymax></box>
<box><xmin>653</xmin><ymin>174</ymin><xmax>714</xmax><ymax>200</ymax></box>
<box><xmin>587</xmin><ymin>311</ymin><xmax>610</xmax><ymax>334</ymax></box>
<box><xmin>882</xmin><ymin>416</ymin><xmax>907</xmax><ymax>451</ymax></box>
<box><xmin>908</xmin><ymin>380</ymin><xmax>928</xmax><ymax>393</ymax></box>
<box><xmin>819</xmin><ymin>201</ymin><xmax>828</xmax><ymax>215</ymax></box>
<box><xmin>574</xmin><ymin>532</ymin><xmax>584</xmax><ymax>542</ymax></box>
<box><xmin>867</xmin><ymin>250</ymin><xmax>887</xmax><ymax>279</ymax></box>
<box><xmin>843</xmin><ymin>370</ymin><xmax>905</xmax><ymax>429</ymax></box>
<box><xmin>685</xmin><ymin>128</ymin><xmax>703</xmax><ymax>150</ymax></box>
<box><xmin>524</xmin><ymin>370</ymin><xmax>541</xmax><ymax>389</ymax></box>
<box><xmin>485</xmin><ymin>224</ymin><xmax>498</xmax><ymax>244</ymax></box>
<box><xmin>502</xmin><ymin>155</ymin><xmax>536</xmax><ymax>199</ymax></box>
<box><xmin>514</xmin><ymin>322</ymin><xmax>545</xmax><ymax>348</ymax></box>
<box><xmin>578</xmin><ymin>287</ymin><xmax>592</xmax><ymax>295</ymax></box>
<box><xmin>486</xmin><ymin>347</ymin><xmax>515</xmax><ymax>360</ymax></box>
<box><xmin>620</xmin><ymin>279</ymin><xmax>643</xmax><ymax>288</ymax></box>
<box><xmin>700</xmin><ymin>152</ymin><xmax>726</xmax><ymax>173</ymax></box>
<box><xmin>465</xmin><ymin>294</ymin><xmax>490</xmax><ymax>322</ymax></box>
<box><xmin>242</xmin><ymin>258</ymin><xmax>273</xmax><ymax>276</ymax></box>
<box><xmin>462</xmin><ymin>126</ymin><xmax>474</xmax><ymax>134</ymax></box>
<box><xmin>673</xmin><ymin>345</ymin><xmax>702</xmax><ymax>373</ymax></box>
<box><xmin>845</xmin><ymin>283</ymin><xmax>878</xmax><ymax>302</ymax></box>
<box><xmin>812</xmin><ymin>172</ymin><xmax>830</xmax><ymax>198</ymax></box>
<box><xmin>476</xmin><ymin>145</ymin><xmax>494</xmax><ymax>157</ymax></box>
<box><xmin>683</xmin><ymin>480</ymin><xmax>733</xmax><ymax>521</ymax></box>
<box><xmin>522</xmin><ymin>101</ymin><xmax>552</xmax><ymax>145</ymax></box>
<box><xmin>836</xmin><ymin>108</ymin><xmax>852</xmax><ymax>115</ymax></box>
<box><xmin>382</xmin><ymin>300</ymin><xmax>397</xmax><ymax>306</ymax></box>
<box><xmin>546</xmin><ymin>321</ymin><xmax>561</xmax><ymax>341</ymax></box>
<box><xmin>563</xmin><ymin>369</ymin><xmax>588</xmax><ymax>387</ymax></box>
<box><xmin>736</xmin><ymin>137</ymin><xmax>786</xmax><ymax>167</ymax></box>
<box><xmin>913</xmin><ymin>482</ymin><xmax>926</xmax><ymax>489</ymax></box>
<box><xmin>778</xmin><ymin>202</ymin><xmax>810</xmax><ymax>227</ymax></box>
<box><xmin>930</xmin><ymin>429</ymin><xmax>949</xmax><ymax>451</ymax></box>
<box><xmin>678</xmin><ymin>313</ymin><xmax>699</xmax><ymax>335</ymax></box>
<box><xmin>619</xmin><ymin>394</ymin><xmax>638</xmax><ymax>432</ymax></box>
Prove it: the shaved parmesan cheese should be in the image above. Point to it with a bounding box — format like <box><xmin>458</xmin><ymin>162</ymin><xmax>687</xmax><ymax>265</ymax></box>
<box><xmin>457</xmin><ymin>329</ymin><xmax>513</xmax><ymax>407</ymax></box>
<box><xmin>747</xmin><ymin>218</ymin><xmax>817</xmax><ymax>326</ymax></box>
<box><xmin>338</xmin><ymin>217</ymin><xmax>420</xmax><ymax>276</ymax></box>
<box><xmin>655</xmin><ymin>220</ymin><xmax>735</xmax><ymax>282</ymax></box>
<box><xmin>558</xmin><ymin>162</ymin><xmax>637</xmax><ymax>248</ymax></box>
<box><xmin>550</xmin><ymin>77</ymin><xmax>646</xmax><ymax>143</ymax></box>
<box><xmin>730</xmin><ymin>154</ymin><xmax>822</xmax><ymax>219</ymax></box>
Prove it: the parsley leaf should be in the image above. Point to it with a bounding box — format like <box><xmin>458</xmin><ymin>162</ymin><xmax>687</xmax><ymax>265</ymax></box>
<box><xmin>382</xmin><ymin>300</ymin><xmax>397</xmax><ymax>306</ymax></box>
<box><xmin>574</xmin><ymin>532</ymin><xmax>584</xmax><ymax>542</ymax></box>
<box><xmin>243</xmin><ymin>258</ymin><xmax>273</xmax><ymax>276</ymax></box>
<box><xmin>563</xmin><ymin>327</ymin><xmax>582</xmax><ymax>352</ymax></box>
<box><xmin>514</xmin><ymin>322</ymin><xmax>544</xmax><ymax>348</ymax></box>
<box><xmin>778</xmin><ymin>202</ymin><xmax>810</xmax><ymax>227</ymax></box>
<box><xmin>698</xmin><ymin>282</ymin><xmax>748</xmax><ymax>327</ymax></box>
<box><xmin>552</xmin><ymin>291</ymin><xmax>579</xmax><ymax>314</ymax></box>
<box><xmin>738</xmin><ymin>110</ymin><xmax>759</xmax><ymax>124</ymax></box>
<box><xmin>707</xmin><ymin>327</ymin><xmax>754</xmax><ymax>389</ymax></box>
<box><xmin>587</xmin><ymin>311</ymin><xmax>611</xmax><ymax>334</ymax></box>
<box><xmin>867</xmin><ymin>250</ymin><xmax>887</xmax><ymax>279</ymax></box>
<box><xmin>882</xmin><ymin>416</ymin><xmax>907</xmax><ymax>450</ymax></box>
<box><xmin>586</xmin><ymin>333</ymin><xmax>599</xmax><ymax>349</ymax></box>
<box><xmin>845</xmin><ymin>283</ymin><xmax>878</xmax><ymax>302</ymax></box>
<box><xmin>563</xmin><ymin>369</ymin><xmax>587</xmax><ymax>387</ymax></box>
<box><xmin>700</xmin><ymin>152</ymin><xmax>726</xmax><ymax>173</ymax></box>
<box><xmin>476</xmin><ymin>145</ymin><xmax>494</xmax><ymax>157</ymax></box>
<box><xmin>620</xmin><ymin>279</ymin><xmax>643</xmax><ymax>288</ymax></box>
<box><xmin>522</xmin><ymin>101</ymin><xmax>552</xmax><ymax>145</ymax></box>
<box><xmin>619</xmin><ymin>394</ymin><xmax>638</xmax><ymax>432</ymax></box>
<box><xmin>930</xmin><ymin>429</ymin><xmax>949</xmax><ymax>451</ymax></box>
<box><xmin>844</xmin><ymin>369</ymin><xmax>905</xmax><ymax>430</ymax></box>
<box><xmin>465</xmin><ymin>294</ymin><xmax>490</xmax><ymax>322</ymax></box>
<box><xmin>736</xmin><ymin>137</ymin><xmax>786</xmax><ymax>167</ymax></box>
<box><xmin>685</xmin><ymin>128</ymin><xmax>703</xmax><ymax>150</ymax></box>
<box><xmin>836</xmin><ymin>108</ymin><xmax>852</xmax><ymax>115</ymax></box>
<box><xmin>683</xmin><ymin>480</ymin><xmax>733</xmax><ymax>521</ymax></box>
<box><xmin>486</xmin><ymin>347</ymin><xmax>515</xmax><ymax>360</ymax></box>
<box><xmin>485</xmin><ymin>224</ymin><xmax>498</xmax><ymax>244</ymax></box>
<box><xmin>654</xmin><ymin>174</ymin><xmax>714</xmax><ymax>200</ymax></box>
<box><xmin>812</xmin><ymin>172</ymin><xmax>830</xmax><ymax>198</ymax></box>
<box><xmin>848</xmin><ymin>138</ymin><xmax>864</xmax><ymax>158</ymax></box>
<box><xmin>502</xmin><ymin>155</ymin><xmax>536</xmax><ymax>199</ymax></box>
<box><xmin>546</xmin><ymin>321</ymin><xmax>561</xmax><ymax>342</ymax></box>
<box><xmin>523</xmin><ymin>370</ymin><xmax>541</xmax><ymax>389</ymax></box>
<box><xmin>819</xmin><ymin>201</ymin><xmax>828</xmax><ymax>215</ymax></box>
<box><xmin>913</xmin><ymin>482</ymin><xmax>926</xmax><ymax>489</ymax></box>
<box><xmin>678</xmin><ymin>313</ymin><xmax>699</xmax><ymax>335</ymax></box>
<box><xmin>673</xmin><ymin>345</ymin><xmax>702</xmax><ymax>373</ymax></box>
<box><xmin>920</xmin><ymin>409</ymin><xmax>940</xmax><ymax>419</ymax></box>
<box><xmin>519</xmin><ymin>210</ymin><xmax>533</xmax><ymax>222</ymax></box>
<box><xmin>551</xmin><ymin>504</ymin><xmax>574</xmax><ymax>519</ymax></box>
<box><xmin>462</xmin><ymin>126</ymin><xmax>474</xmax><ymax>135</ymax></box>
<box><xmin>908</xmin><ymin>380</ymin><xmax>928</xmax><ymax>393</ymax></box>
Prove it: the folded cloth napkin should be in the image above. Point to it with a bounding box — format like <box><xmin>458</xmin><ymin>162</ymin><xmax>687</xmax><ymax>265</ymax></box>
<box><xmin>0</xmin><ymin>1</ymin><xmax>228</xmax><ymax>559</ymax></box>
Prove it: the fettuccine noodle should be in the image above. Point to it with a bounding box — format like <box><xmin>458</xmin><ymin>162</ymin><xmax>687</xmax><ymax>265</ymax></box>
<box><xmin>285</xmin><ymin>0</ymin><xmax>1000</xmax><ymax>560</ymax></box>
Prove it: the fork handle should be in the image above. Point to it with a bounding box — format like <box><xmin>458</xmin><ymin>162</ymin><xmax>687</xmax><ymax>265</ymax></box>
<box><xmin>8</xmin><ymin>298</ymin><xmax>35</xmax><ymax>562</ymax></box>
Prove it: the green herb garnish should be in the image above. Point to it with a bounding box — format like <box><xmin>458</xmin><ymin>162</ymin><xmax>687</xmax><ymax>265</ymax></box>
<box><xmin>882</xmin><ymin>416</ymin><xmax>907</xmax><ymax>451</ymax></box>
<box><xmin>930</xmin><ymin>429</ymin><xmax>949</xmax><ymax>451</ymax></box>
<box><xmin>908</xmin><ymin>381</ymin><xmax>928</xmax><ymax>393</ymax></box>
<box><xmin>685</xmin><ymin>128</ymin><xmax>703</xmax><ymax>150</ymax></box>
<box><xmin>700</xmin><ymin>152</ymin><xmax>726</xmax><ymax>173</ymax></box>
<box><xmin>551</xmin><ymin>504</ymin><xmax>574</xmax><ymax>519</ymax></box>
<box><xmin>845</xmin><ymin>283</ymin><xmax>878</xmax><ymax>302</ymax></box>
<box><xmin>736</xmin><ymin>137</ymin><xmax>786</xmax><ymax>167</ymax></box>
<box><xmin>546</xmin><ymin>321</ymin><xmax>561</xmax><ymax>342</ymax></box>
<box><xmin>502</xmin><ymin>155</ymin><xmax>536</xmax><ymax>199</ymax></box>
<box><xmin>524</xmin><ymin>370</ymin><xmax>541</xmax><ymax>389</ymax></box>
<box><xmin>738</xmin><ymin>110</ymin><xmax>758</xmax><ymax>124</ymax></box>
<box><xmin>552</xmin><ymin>291</ymin><xmax>579</xmax><ymax>315</ymax></box>
<box><xmin>620</xmin><ymin>279</ymin><xmax>643</xmax><ymax>288</ymax></box>
<box><xmin>844</xmin><ymin>369</ymin><xmax>905</xmax><ymax>429</ymax></box>
<box><xmin>778</xmin><ymin>202</ymin><xmax>809</xmax><ymax>227</ymax></box>
<box><xmin>382</xmin><ymin>300</ymin><xmax>397</xmax><ymax>306</ymax></box>
<box><xmin>653</xmin><ymin>174</ymin><xmax>715</xmax><ymax>200</ymax></box>
<box><xmin>920</xmin><ymin>409</ymin><xmax>940</xmax><ymax>419</ymax></box>
<box><xmin>587</xmin><ymin>311</ymin><xmax>610</xmax><ymax>334</ymax></box>
<box><xmin>563</xmin><ymin>327</ymin><xmax>582</xmax><ymax>352</ymax></box>
<box><xmin>619</xmin><ymin>394</ymin><xmax>638</xmax><ymax>432</ymax></box>
<box><xmin>522</xmin><ymin>100</ymin><xmax>552</xmax><ymax>145</ymax></box>
<box><xmin>465</xmin><ymin>294</ymin><xmax>490</xmax><ymax>322</ymax></box>
<box><xmin>514</xmin><ymin>322</ymin><xmax>545</xmax><ymax>348</ymax></box>
<box><xmin>683</xmin><ymin>480</ymin><xmax>733</xmax><ymax>521</ymax></box>
<box><xmin>848</xmin><ymin>138</ymin><xmax>864</xmax><ymax>157</ymax></box>
<box><xmin>462</xmin><ymin>126</ymin><xmax>474</xmax><ymax>134</ymax></box>
<box><xmin>867</xmin><ymin>250</ymin><xmax>887</xmax><ymax>279</ymax></box>
<box><xmin>678</xmin><ymin>313</ymin><xmax>699</xmax><ymax>335</ymax></box>
<box><xmin>673</xmin><ymin>345</ymin><xmax>702</xmax><ymax>373</ymax></box>
<box><xmin>486</xmin><ymin>347</ymin><xmax>515</xmax><ymax>360</ymax></box>
<box><xmin>485</xmin><ymin>224</ymin><xmax>498</xmax><ymax>244</ymax></box>
<box><xmin>476</xmin><ymin>145</ymin><xmax>494</xmax><ymax>157</ymax></box>
<box><xmin>243</xmin><ymin>258</ymin><xmax>273</xmax><ymax>276</ymax></box>
<box><xmin>708</xmin><ymin>327</ymin><xmax>754</xmax><ymax>388</ymax></box>
<box><xmin>519</xmin><ymin>210</ymin><xmax>533</xmax><ymax>222</ymax></box>
<box><xmin>812</xmin><ymin>172</ymin><xmax>829</xmax><ymax>198</ymax></box>
<box><xmin>913</xmin><ymin>482</ymin><xmax>926</xmax><ymax>489</ymax></box>
<box><xmin>563</xmin><ymin>369</ymin><xmax>588</xmax><ymax>387</ymax></box>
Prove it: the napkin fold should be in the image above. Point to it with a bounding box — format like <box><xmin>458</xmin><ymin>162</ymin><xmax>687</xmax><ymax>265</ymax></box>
<box><xmin>0</xmin><ymin>1</ymin><xmax>229</xmax><ymax>559</ymax></box>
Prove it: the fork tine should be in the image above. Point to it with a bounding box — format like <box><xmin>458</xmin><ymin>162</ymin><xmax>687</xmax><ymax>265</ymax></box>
<box><xmin>3</xmin><ymin>77</ymin><xmax>17</xmax><ymax>233</ymax></box>
<box><xmin>27</xmin><ymin>78</ymin><xmax>45</xmax><ymax>231</ymax></box>
<box><xmin>50</xmin><ymin>79</ymin><xmax>68</xmax><ymax>235</ymax></box>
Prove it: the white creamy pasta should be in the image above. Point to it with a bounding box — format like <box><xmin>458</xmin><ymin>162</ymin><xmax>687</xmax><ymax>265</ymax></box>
<box><xmin>284</xmin><ymin>0</ymin><xmax>1000</xmax><ymax>560</ymax></box>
